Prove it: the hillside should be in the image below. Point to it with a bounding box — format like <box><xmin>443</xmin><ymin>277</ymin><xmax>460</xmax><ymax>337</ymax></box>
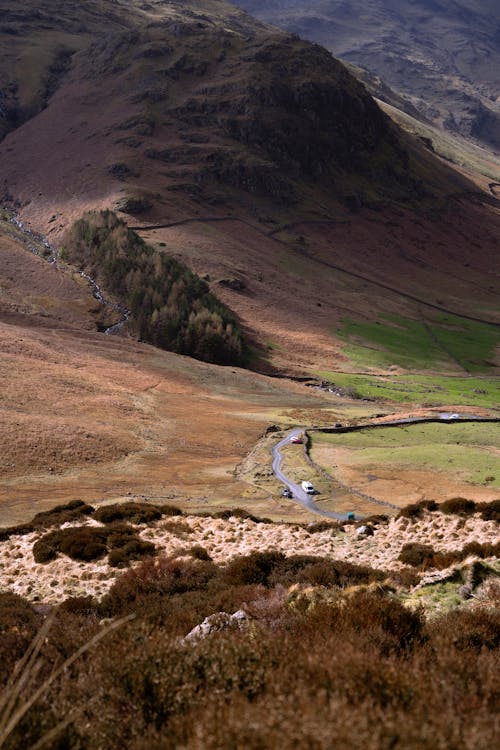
<box><xmin>0</xmin><ymin>0</ymin><xmax>498</xmax><ymax>376</ymax></box>
<box><xmin>236</xmin><ymin>0</ymin><xmax>500</xmax><ymax>151</ymax></box>
<box><xmin>0</xmin><ymin>0</ymin><xmax>499</xmax><ymax>523</ymax></box>
<box><xmin>0</xmin><ymin>0</ymin><xmax>437</xmax><ymax>229</ymax></box>
<box><xmin>0</xmin><ymin>6</ymin><xmax>498</xmax><ymax>745</ymax></box>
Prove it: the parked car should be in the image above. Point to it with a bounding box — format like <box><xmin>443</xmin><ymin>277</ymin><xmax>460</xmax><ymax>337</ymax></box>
<box><xmin>290</xmin><ymin>435</ymin><xmax>303</xmax><ymax>444</ymax></box>
<box><xmin>282</xmin><ymin>488</ymin><xmax>293</xmax><ymax>498</ymax></box>
<box><xmin>301</xmin><ymin>481</ymin><xmax>315</xmax><ymax>494</ymax></box>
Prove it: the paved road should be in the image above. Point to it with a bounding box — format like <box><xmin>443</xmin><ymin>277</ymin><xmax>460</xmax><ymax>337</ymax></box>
<box><xmin>271</xmin><ymin>414</ymin><xmax>499</xmax><ymax>520</ymax></box>
<box><xmin>271</xmin><ymin>428</ymin><xmax>349</xmax><ymax>520</ymax></box>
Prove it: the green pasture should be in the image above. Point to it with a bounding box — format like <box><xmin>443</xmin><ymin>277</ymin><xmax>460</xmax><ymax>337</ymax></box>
<box><xmin>312</xmin><ymin>422</ymin><xmax>500</xmax><ymax>487</ymax></box>
<box><xmin>316</xmin><ymin>371</ymin><xmax>500</xmax><ymax>408</ymax></box>
<box><xmin>335</xmin><ymin>312</ymin><xmax>499</xmax><ymax>373</ymax></box>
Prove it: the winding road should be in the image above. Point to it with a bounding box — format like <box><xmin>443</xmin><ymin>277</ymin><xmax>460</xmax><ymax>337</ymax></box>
<box><xmin>272</xmin><ymin>414</ymin><xmax>500</xmax><ymax>520</ymax></box>
<box><xmin>272</xmin><ymin>428</ymin><xmax>349</xmax><ymax>520</ymax></box>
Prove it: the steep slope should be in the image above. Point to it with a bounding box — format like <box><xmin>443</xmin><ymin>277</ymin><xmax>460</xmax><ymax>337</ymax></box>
<box><xmin>0</xmin><ymin>0</ymin><xmax>498</xmax><ymax>378</ymax></box>
<box><xmin>0</xmin><ymin>0</ymin><xmax>434</xmax><ymax>232</ymax></box>
<box><xmin>236</xmin><ymin>0</ymin><xmax>500</xmax><ymax>151</ymax></box>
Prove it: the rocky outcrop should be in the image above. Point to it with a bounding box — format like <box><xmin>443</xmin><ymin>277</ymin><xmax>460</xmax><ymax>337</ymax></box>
<box><xmin>182</xmin><ymin>609</ymin><xmax>249</xmax><ymax>644</ymax></box>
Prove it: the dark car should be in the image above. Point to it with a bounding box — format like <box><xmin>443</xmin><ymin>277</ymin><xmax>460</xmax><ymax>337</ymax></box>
<box><xmin>281</xmin><ymin>488</ymin><xmax>293</xmax><ymax>498</ymax></box>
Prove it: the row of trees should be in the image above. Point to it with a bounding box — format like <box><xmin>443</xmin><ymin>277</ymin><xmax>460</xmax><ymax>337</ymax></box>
<box><xmin>64</xmin><ymin>210</ymin><xmax>247</xmax><ymax>366</ymax></box>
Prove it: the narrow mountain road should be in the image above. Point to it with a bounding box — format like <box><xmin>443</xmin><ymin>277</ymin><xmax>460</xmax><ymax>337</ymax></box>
<box><xmin>271</xmin><ymin>428</ymin><xmax>349</xmax><ymax>520</ymax></box>
<box><xmin>272</xmin><ymin>414</ymin><xmax>500</xmax><ymax>519</ymax></box>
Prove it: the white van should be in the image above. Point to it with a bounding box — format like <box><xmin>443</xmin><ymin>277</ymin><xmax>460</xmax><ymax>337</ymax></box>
<box><xmin>301</xmin><ymin>481</ymin><xmax>315</xmax><ymax>494</ymax></box>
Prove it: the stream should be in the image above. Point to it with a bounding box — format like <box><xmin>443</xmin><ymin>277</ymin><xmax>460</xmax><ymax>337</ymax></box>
<box><xmin>7</xmin><ymin>214</ymin><xmax>130</xmax><ymax>335</ymax></box>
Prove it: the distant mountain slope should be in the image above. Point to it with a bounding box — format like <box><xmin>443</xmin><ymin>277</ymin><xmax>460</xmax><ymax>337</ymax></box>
<box><xmin>235</xmin><ymin>0</ymin><xmax>500</xmax><ymax>151</ymax></box>
<box><xmin>0</xmin><ymin>0</ymin><xmax>442</xmax><ymax>234</ymax></box>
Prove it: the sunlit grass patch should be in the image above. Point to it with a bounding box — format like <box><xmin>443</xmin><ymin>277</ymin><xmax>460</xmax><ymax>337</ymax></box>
<box><xmin>334</xmin><ymin>312</ymin><xmax>499</xmax><ymax>373</ymax></box>
<box><xmin>316</xmin><ymin>370</ymin><xmax>500</xmax><ymax>408</ymax></box>
<box><xmin>312</xmin><ymin>422</ymin><xmax>500</xmax><ymax>487</ymax></box>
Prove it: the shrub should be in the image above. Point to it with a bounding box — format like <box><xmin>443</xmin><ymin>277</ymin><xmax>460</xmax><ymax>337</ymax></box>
<box><xmin>0</xmin><ymin>500</ymin><xmax>94</xmax><ymax>541</ymax></box>
<box><xmin>388</xmin><ymin>566</ymin><xmax>420</xmax><ymax>588</ymax></box>
<box><xmin>160</xmin><ymin>505</ymin><xmax>184</xmax><ymax>517</ymax></box>
<box><xmin>31</xmin><ymin>500</ymin><xmax>94</xmax><ymax>527</ymax></box>
<box><xmin>398</xmin><ymin>543</ymin><xmax>435</xmax><ymax>567</ymax></box>
<box><xmin>440</xmin><ymin>497</ymin><xmax>476</xmax><ymax>515</ymax></box>
<box><xmin>435</xmin><ymin>608</ymin><xmax>500</xmax><ymax>651</ymax></box>
<box><xmin>223</xmin><ymin>552</ymin><xmax>286</xmax><ymax>586</ymax></box>
<box><xmin>187</xmin><ymin>545</ymin><xmax>212</xmax><ymax>561</ymax></box>
<box><xmin>93</xmin><ymin>502</ymin><xmax>163</xmax><ymax>524</ymax></box>
<box><xmin>100</xmin><ymin>557</ymin><xmax>217</xmax><ymax>617</ymax></box>
<box><xmin>477</xmin><ymin>498</ymin><xmax>500</xmax><ymax>522</ymax></box>
<box><xmin>397</xmin><ymin>500</ymin><xmax>438</xmax><ymax>519</ymax></box>
<box><xmin>58</xmin><ymin>596</ymin><xmax>98</xmax><ymax>616</ymax></box>
<box><xmin>108</xmin><ymin>540</ymin><xmax>156</xmax><ymax>567</ymax></box>
<box><xmin>33</xmin><ymin>524</ymin><xmax>156</xmax><ymax>566</ymax></box>
<box><xmin>223</xmin><ymin>552</ymin><xmax>385</xmax><ymax>589</ymax></box>
<box><xmin>213</xmin><ymin>508</ymin><xmax>273</xmax><ymax>524</ymax></box>
<box><xmin>0</xmin><ymin>593</ymin><xmax>42</xmax><ymax>684</ymax></box>
<box><xmin>398</xmin><ymin>540</ymin><xmax>500</xmax><ymax>571</ymax></box>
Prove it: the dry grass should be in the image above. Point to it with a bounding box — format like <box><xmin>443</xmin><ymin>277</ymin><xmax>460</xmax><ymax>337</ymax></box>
<box><xmin>0</xmin><ymin>508</ymin><xmax>497</xmax><ymax>605</ymax></box>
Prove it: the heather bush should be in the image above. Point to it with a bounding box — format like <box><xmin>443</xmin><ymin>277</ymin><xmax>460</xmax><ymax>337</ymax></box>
<box><xmin>93</xmin><ymin>502</ymin><xmax>163</xmax><ymax>524</ymax></box>
<box><xmin>159</xmin><ymin>504</ymin><xmax>184</xmax><ymax>517</ymax></box>
<box><xmin>222</xmin><ymin>552</ymin><xmax>385</xmax><ymax>589</ymax></box>
<box><xmin>2</xmin><ymin>555</ymin><xmax>500</xmax><ymax>750</ymax></box>
<box><xmin>99</xmin><ymin>557</ymin><xmax>218</xmax><ymax>618</ymax></box>
<box><xmin>0</xmin><ymin>499</ymin><xmax>94</xmax><ymax>540</ymax></box>
<box><xmin>477</xmin><ymin>498</ymin><xmax>500</xmax><ymax>522</ymax></box>
<box><xmin>399</xmin><ymin>541</ymin><xmax>500</xmax><ymax>570</ymax></box>
<box><xmin>30</xmin><ymin>499</ymin><xmax>94</xmax><ymax>527</ymax></box>
<box><xmin>213</xmin><ymin>508</ymin><xmax>273</xmax><ymax>523</ymax></box>
<box><xmin>108</xmin><ymin>539</ymin><xmax>156</xmax><ymax>567</ymax></box>
<box><xmin>398</xmin><ymin>543</ymin><xmax>435</xmax><ymax>567</ymax></box>
<box><xmin>441</xmin><ymin>497</ymin><xmax>476</xmax><ymax>515</ymax></box>
<box><xmin>222</xmin><ymin>551</ymin><xmax>286</xmax><ymax>586</ymax></box>
<box><xmin>186</xmin><ymin>545</ymin><xmax>212</xmax><ymax>561</ymax></box>
<box><xmin>0</xmin><ymin>593</ymin><xmax>42</xmax><ymax>684</ymax></box>
<box><xmin>32</xmin><ymin>524</ymin><xmax>155</xmax><ymax>565</ymax></box>
<box><xmin>397</xmin><ymin>499</ymin><xmax>438</xmax><ymax>519</ymax></box>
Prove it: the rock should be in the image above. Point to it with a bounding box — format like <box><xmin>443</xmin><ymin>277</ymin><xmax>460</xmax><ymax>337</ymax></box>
<box><xmin>218</xmin><ymin>277</ymin><xmax>246</xmax><ymax>291</ymax></box>
<box><xmin>182</xmin><ymin>609</ymin><xmax>248</xmax><ymax>644</ymax></box>
<box><xmin>356</xmin><ymin>525</ymin><xmax>374</xmax><ymax>537</ymax></box>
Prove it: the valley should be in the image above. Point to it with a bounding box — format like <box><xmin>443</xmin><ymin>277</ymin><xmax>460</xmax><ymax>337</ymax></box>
<box><xmin>0</xmin><ymin>3</ymin><xmax>498</xmax><ymax>748</ymax></box>
<box><xmin>0</xmin><ymin>0</ymin><xmax>498</xmax><ymax>528</ymax></box>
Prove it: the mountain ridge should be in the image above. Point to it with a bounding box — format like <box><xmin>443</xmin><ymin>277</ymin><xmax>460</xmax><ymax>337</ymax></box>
<box><xmin>235</xmin><ymin>0</ymin><xmax>500</xmax><ymax>151</ymax></box>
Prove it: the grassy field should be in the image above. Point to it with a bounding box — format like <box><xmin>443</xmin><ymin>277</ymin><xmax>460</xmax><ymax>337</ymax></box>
<box><xmin>316</xmin><ymin>370</ymin><xmax>500</xmax><ymax>408</ymax></box>
<box><xmin>334</xmin><ymin>312</ymin><xmax>500</xmax><ymax>373</ymax></box>
<box><xmin>312</xmin><ymin>422</ymin><xmax>500</xmax><ymax>488</ymax></box>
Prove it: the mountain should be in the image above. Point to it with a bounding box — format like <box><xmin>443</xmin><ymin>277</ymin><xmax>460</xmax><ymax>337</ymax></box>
<box><xmin>0</xmin><ymin>0</ymin><xmax>445</xmax><ymax>232</ymax></box>
<box><xmin>0</xmin><ymin>0</ymin><xmax>498</xmax><ymax>373</ymax></box>
<box><xmin>234</xmin><ymin>0</ymin><xmax>500</xmax><ymax>151</ymax></box>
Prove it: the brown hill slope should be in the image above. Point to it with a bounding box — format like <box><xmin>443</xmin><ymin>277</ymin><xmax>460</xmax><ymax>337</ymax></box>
<box><xmin>1</xmin><ymin>215</ymin><xmax>341</xmax><ymax>524</ymax></box>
